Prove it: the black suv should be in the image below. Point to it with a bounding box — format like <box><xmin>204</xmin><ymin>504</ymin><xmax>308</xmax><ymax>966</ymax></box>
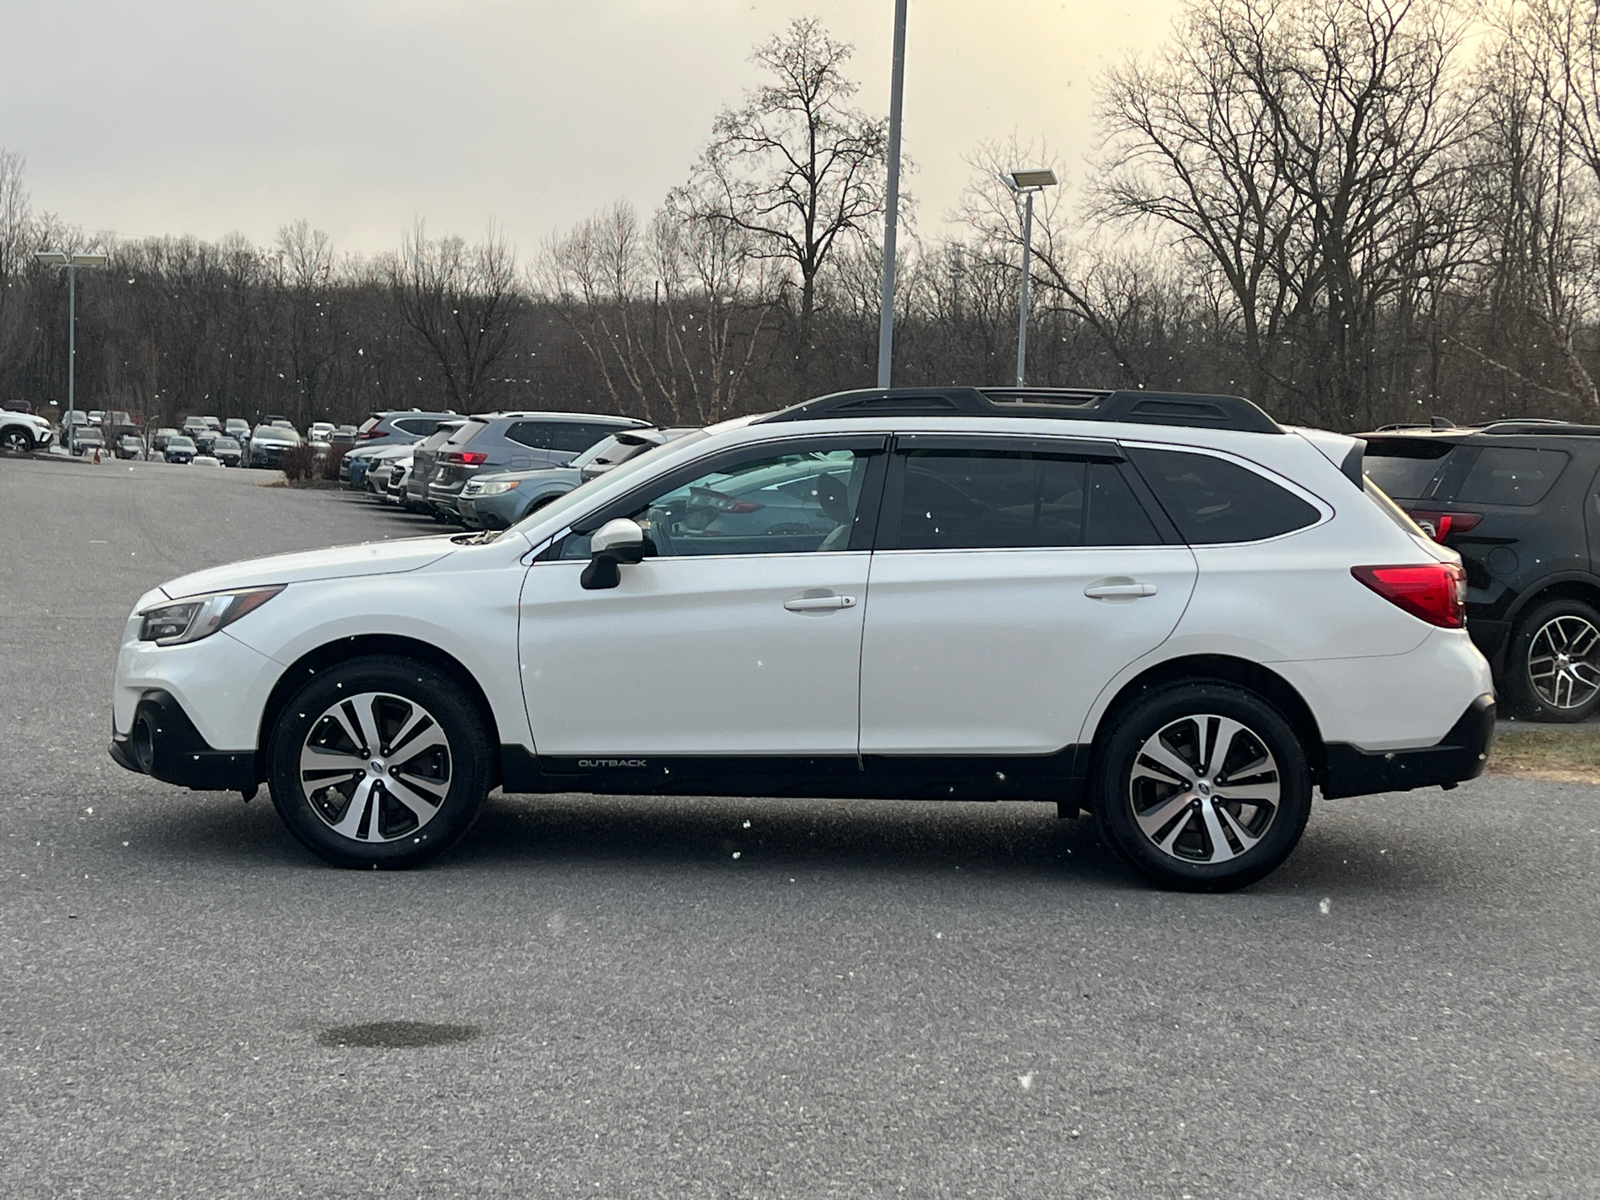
<box><xmin>1363</xmin><ymin>420</ymin><xmax>1600</xmax><ymax>721</ymax></box>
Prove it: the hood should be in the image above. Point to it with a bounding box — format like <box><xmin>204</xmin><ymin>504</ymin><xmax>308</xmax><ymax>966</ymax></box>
<box><xmin>158</xmin><ymin>536</ymin><xmax>458</xmax><ymax>600</ymax></box>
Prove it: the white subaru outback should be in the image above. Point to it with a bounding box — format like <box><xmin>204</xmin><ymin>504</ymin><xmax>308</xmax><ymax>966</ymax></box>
<box><xmin>110</xmin><ymin>388</ymin><xmax>1494</xmax><ymax>890</ymax></box>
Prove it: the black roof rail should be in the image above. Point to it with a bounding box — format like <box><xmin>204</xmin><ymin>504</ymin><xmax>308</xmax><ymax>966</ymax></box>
<box><xmin>757</xmin><ymin>387</ymin><xmax>1282</xmax><ymax>434</ymax></box>
<box><xmin>1478</xmin><ymin>419</ymin><xmax>1600</xmax><ymax>436</ymax></box>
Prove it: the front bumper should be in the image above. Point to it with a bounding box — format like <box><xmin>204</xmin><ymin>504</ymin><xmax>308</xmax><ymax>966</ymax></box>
<box><xmin>109</xmin><ymin>690</ymin><xmax>258</xmax><ymax>791</ymax></box>
<box><xmin>1321</xmin><ymin>693</ymin><xmax>1495</xmax><ymax>799</ymax></box>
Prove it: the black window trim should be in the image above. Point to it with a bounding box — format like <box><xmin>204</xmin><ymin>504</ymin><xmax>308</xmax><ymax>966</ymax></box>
<box><xmin>875</xmin><ymin>433</ymin><xmax>1181</xmax><ymax>551</ymax></box>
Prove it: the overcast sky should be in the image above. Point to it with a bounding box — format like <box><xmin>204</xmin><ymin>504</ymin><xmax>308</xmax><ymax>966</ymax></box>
<box><xmin>3</xmin><ymin>0</ymin><xmax>1182</xmax><ymax>259</ymax></box>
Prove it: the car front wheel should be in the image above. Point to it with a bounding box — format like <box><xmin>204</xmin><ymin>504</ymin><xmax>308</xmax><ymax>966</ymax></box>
<box><xmin>1093</xmin><ymin>683</ymin><xmax>1312</xmax><ymax>892</ymax></box>
<box><xmin>2</xmin><ymin>428</ymin><xmax>33</xmax><ymax>453</ymax></box>
<box><xmin>267</xmin><ymin>655</ymin><xmax>493</xmax><ymax>869</ymax></box>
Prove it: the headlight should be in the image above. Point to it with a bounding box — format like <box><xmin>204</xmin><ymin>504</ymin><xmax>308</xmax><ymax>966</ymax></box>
<box><xmin>476</xmin><ymin>480</ymin><xmax>520</xmax><ymax>496</ymax></box>
<box><xmin>138</xmin><ymin>586</ymin><xmax>285</xmax><ymax>645</ymax></box>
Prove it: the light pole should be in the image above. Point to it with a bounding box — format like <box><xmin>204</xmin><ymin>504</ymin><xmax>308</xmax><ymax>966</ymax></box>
<box><xmin>876</xmin><ymin>0</ymin><xmax>908</xmax><ymax>389</ymax></box>
<box><xmin>36</xmin><ymin>250</ymin><xmax>108</xmax><ymax>442</ymax></box>
<box><xmin>1002</xmin><ymin>168</ymin><xmax>1057</xmax><ymax>387</ymax></box>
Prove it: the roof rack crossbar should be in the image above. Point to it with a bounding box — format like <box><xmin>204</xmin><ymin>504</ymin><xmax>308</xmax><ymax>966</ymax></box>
<box><xmin>757</xmin><ymin>387</ymin><xmax>1282</xmax><ymax>434</ymax></box>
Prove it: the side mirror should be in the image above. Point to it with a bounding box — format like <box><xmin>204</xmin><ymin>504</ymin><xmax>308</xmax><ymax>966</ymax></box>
<box><xmin>580</xmin><ymin>517</ymin><xmax>647</xmax><ymax>590</ymax></box>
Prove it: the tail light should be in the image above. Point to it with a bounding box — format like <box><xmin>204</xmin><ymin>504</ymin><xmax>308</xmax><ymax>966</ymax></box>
<box><xmin>358</xmin><ymin>427</ymin><xmax>382</xmax><ymax>439</ymax></box>
<box><xmin>446</xmin><ymin>451</ymin><xmax>488</xmax><ymax>466</ymax></box>
<box><xmin>1408</xmin><ymin>509</ymin><xmax>1482</xmax><ymax>543</ymax></box>
<box><xmin>1352</xmin><ymin>563</ymin><xmax>1466</xmax><ymax>628</ymax></box>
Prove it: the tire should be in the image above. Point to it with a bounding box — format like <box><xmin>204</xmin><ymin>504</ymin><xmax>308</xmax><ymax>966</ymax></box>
<box><xmin>1093</xmin><ymin>682</ymin><xmax>1312</xmax><ymax>892</ymax></box>
<box><xmin>1502</xmin><ymin>598</ymin><xmax>1600</xmax><ymax>722</ymax></box>
<box><xmin>2</xmin><ymin>427</ymin><xmax>33</xmax><ymax>453</ymax></box>
<box><xmin>266</xmin><ymin>655</ymin><xmax>492</xmax><ymax>869</ymax></box>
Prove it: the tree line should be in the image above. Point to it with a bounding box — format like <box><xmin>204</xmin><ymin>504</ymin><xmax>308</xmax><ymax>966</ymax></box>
<box><xmin>2</xmin><ymin>0</ymin><xmax>1598</xmax><ymax>435</ymax></box>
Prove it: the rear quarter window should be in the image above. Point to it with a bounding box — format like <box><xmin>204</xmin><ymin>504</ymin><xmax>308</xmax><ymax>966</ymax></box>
<box><xmin>1454</xmin><ymin>447</ymin><xmax>1568</xmax><ymax>506</ymax></box>
<box><xmin>1128</xmin><ymin>448</ymin><xmax>1320</xmax><ymax>544</ymax></box>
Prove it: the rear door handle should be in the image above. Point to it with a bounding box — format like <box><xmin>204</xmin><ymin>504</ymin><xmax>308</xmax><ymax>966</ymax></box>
<box><xmin>784</xmin><ymin>594</ymin><xmax>857</xmax><ymax>612</ymax></box>
<box><xmin>1084</xmin><ymin>579</ymin><xmax>1158</xmax><ymax>599</ymax></box>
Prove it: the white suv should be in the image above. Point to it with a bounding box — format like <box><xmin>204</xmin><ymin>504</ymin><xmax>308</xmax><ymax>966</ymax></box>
<box><xmin>109</xmin><ymin>388</ymin><xmax>1494</xmax><ymax>890</ymax></box>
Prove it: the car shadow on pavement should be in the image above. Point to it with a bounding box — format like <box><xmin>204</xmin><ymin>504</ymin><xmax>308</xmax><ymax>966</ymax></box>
<box><xmin>451</xmin><ymin>792</ymin><xmax>1143</xmax><ymax>890</ymax></box>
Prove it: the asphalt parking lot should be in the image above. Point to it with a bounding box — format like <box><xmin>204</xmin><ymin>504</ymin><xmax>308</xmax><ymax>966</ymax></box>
<box><xmin>2</xmin><ymin>455</ymin><xmax>1598</xmax><ymax>1199</ymax></box>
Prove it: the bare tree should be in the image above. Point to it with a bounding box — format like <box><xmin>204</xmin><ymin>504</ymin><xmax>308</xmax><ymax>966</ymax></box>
<box><xmin>687</xmin><ymin>17</ymin><xmax>890</xmax><ymax>395</ymax></box>
<box><xmin>1094</xmin><ymin>0</ymin><xmax>1473</xmax><ymax>426</ymax></box>
<box><xmin>389</xmin><ymin>221</ymin><xmax>520</xmax><ymax>411</ymax></box>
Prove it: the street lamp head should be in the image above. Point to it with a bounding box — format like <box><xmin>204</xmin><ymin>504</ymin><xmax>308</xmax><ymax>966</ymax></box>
<box><xmin>1005</xmin><ymin>168</ymin><xmax>1059</xmax><ymax>191</ymax></box>
<box><xmin>35</xmin><ymin>250</ymin><xmax>108</xmax><ymax>268</ymax></box>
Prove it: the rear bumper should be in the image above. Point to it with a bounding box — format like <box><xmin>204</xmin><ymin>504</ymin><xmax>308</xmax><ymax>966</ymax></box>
<box><xmin>1321</xmin><ymin>693</ymin><xmax>1495</xmax><ymax>799</ymax></box>
<box><xmin>109</xmin><ymin>690</ymin><xmax>259</xmax><ymax>792</ymax></box>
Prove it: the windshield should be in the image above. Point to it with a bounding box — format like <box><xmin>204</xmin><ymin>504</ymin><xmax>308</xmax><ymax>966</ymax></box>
<box><xmin>508</xmin><ymin>429</ymin><xmax>712</xmax><ymax>537</ymax></box>
<box><xmin>214</xmin><ymin>438</ymin><xmax>239</xmax><ymax>450</ymax></box>
<box><xmin>167</xmin><ymin>437</ymin><xmax>194</xmax><ymax>450</ymax></box>
<box><xmin>1362</xmin><ymin>438</ymin><xmax>1455</xmax><ymax>501</ymax></box>
<box><xmin>253</xmin><ymin>425</ymin><xmax>299</xmax><ymax>442</ymax></box>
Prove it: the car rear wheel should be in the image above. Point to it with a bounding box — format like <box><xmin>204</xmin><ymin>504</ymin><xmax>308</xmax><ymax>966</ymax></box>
<box><xmin>1504</xmin><ymin>598</ymin><xmax>1600</xmax><ymax>722</ymax></box>
<box><xmin>267</xmin><ymin>656</ymin><xmax>492</xmax><ymax>869</ymax></box>
<box><xmin>1093</xmin><ymin>683</ymin><xmax>1312</xmax><ymax>892</ymax></box>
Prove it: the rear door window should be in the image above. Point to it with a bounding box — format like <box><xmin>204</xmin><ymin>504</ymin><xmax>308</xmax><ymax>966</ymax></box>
<box><xmin>886</xmin><ymin>448</ymin><xmax>1164</xmax><ymax>550</ymax></box>
<box><xmin>507</xmin><ymin>421</ymin><xmax>624</xmax><ymax>452</ymax></box>
<box><xmin>1129</xmin><ymin>448</ymin><xmax>1320</xmax><ymax>544</ymax></box>
<box><xmin>1453</xmin><ymin>447</ymin><xmax>1568</xmax><ymax>506</ymax></box>
<box><xmin>1361</xmin><ymin>438</ymin><xmax>1456</xmax><ymax>500</ymax></box>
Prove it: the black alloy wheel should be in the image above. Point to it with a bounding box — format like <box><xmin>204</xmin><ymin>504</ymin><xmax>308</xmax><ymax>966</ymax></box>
<box><xmin>2</xmin><ymin>428</ymin><xmax>32</xmax><ymax>453</ymax></box>
<box><xmin>1094</xmin><ymin>682</ymin><xmax>1313</xmax><ymax>892</ymax></box>
<box><xmin>267</xmin><ymin>655</ymin><xmax>493</xmax><ymax>869</ymax></box>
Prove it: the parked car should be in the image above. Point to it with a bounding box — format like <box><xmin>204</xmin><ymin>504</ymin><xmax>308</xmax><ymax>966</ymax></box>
<box><xmin>248</xmin><ymin>424</ymin><xmax>302</xmax><ymax>468</ymax></box>
<box><xmin>69</xmin><ymin>426</ymin><xmax>106</xmax><ymax>456</ymax></box>
<box><xmin>224</xmin><ymin>418</ymin><xmax>252</xmax><ymax>445</ymax></box>
<box><xmin>427</xmin><ymin>412</ymin><xmax>650</xmax><ymax>516</ymax></box>
<box><xmin>211</xmin><ymin>436</ymin><xmax>244</xmax><ymax>467</ymax></box>
<box><xmin>363</xmin><ymin>445</ymin><xmax>413</xmax><ymax>496</ymax></box>
<box><xmin>308</xmin><ymin>422</ymin><xmax>336</xmax><ymax>443</ymax></box>
<box><xmin>383</xmin><ymin>455</ymin><xmax>414</xmax><ymax>506</ymax></box>
<box><xmin>341</xmin><ymin>410</ymin><xmax>460</xmax><ymax>487</ymax></box>
<box><xmin>192</xmin><ymin>455</ymin><xmax>223</xmax><ymax>467</ymax></box>
<box><xmin>116</xmin><ymin>434</ymin><xmax>146</xmax><ymax>460</ymax></box>
<box><xmin>403</xmin><ymin>422</ymin><xmax>467</xmax><ymax>513</ymax></box>
<box><xmin>1</xmin><ymin>409</ymin><xmax>53</xmax><ymax>453</ymax></box>
<box><xmin>181</xmin><ymin>417</ymin><xmax>212</xmax><ymax>439</ymax></box>
<box><xmin>149</xmin><ymin>427</ymin><xmax>181</xmax><ymax>454</ymax></box>
<box><xmin>2</xmin><ymin>399</ymin><xmax>33</xmax><ymax>414</ymax></box>
<box><xmin>1361</xmin><ymin>418</ymin><xmax>1600</xmax><ymax>721</ymax></box>
<box><xmin>193</xmin><ymin>430</ymin><xmax>220</xmax><ymax>455</ymax></box>
<box><xmin>457</xmin><ymin>428</ymin><xmax>691</xmax><ymax>530</ymax></box>
<box><xmin>110</xmin><ymin>386</ymin><xmax>1493</xmax><ymax>890</ymax></box>
<box><xmin>164</xmin><ymin>435</ymin><xmax>197</xmax><ymax>464</ymax></box>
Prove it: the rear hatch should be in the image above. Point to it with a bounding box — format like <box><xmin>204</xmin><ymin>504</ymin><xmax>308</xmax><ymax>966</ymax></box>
<box><xmin>431</xmin><ymin>419</ymin><xmax>492</xmax><ymax>503</ymax></box>
<box><xmin>1364</xmin><ymin>433</ymin><xmax>1580</xmax><ymax>606</ymax></box>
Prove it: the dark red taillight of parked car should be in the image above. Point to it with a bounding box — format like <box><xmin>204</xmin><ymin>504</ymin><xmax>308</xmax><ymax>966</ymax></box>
<box><xmin>1351</xmin><ymin>562</ymin><xmax>1467</xmax><ymax>628</ymax></box>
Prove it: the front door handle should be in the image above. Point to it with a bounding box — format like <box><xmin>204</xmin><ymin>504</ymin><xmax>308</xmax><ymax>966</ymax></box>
<box><xmin>1084</xmin><ymin>579</ymin><xmax>1158</xmax><ymax>599</ymax></box>
<box><xmin>784</xmin><ymin>594</ymin><xmax>858</xmax><ymax>612</ymax></box>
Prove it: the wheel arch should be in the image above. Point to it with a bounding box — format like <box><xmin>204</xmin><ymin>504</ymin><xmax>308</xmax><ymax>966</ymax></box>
<box><xmin>1084</xmin><ymin>655</ymin><xmax>1327</xmax><ymax>789</ymax></box>
<box><xmin>1503</xmin><ymin>575</ymin><xmax>1600</xmax><ymax>630</ymax></box>
<box><xmin>256</xmin><ymin>634</ymin><xmax>503</xmax><ymax>785</ymax></box>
